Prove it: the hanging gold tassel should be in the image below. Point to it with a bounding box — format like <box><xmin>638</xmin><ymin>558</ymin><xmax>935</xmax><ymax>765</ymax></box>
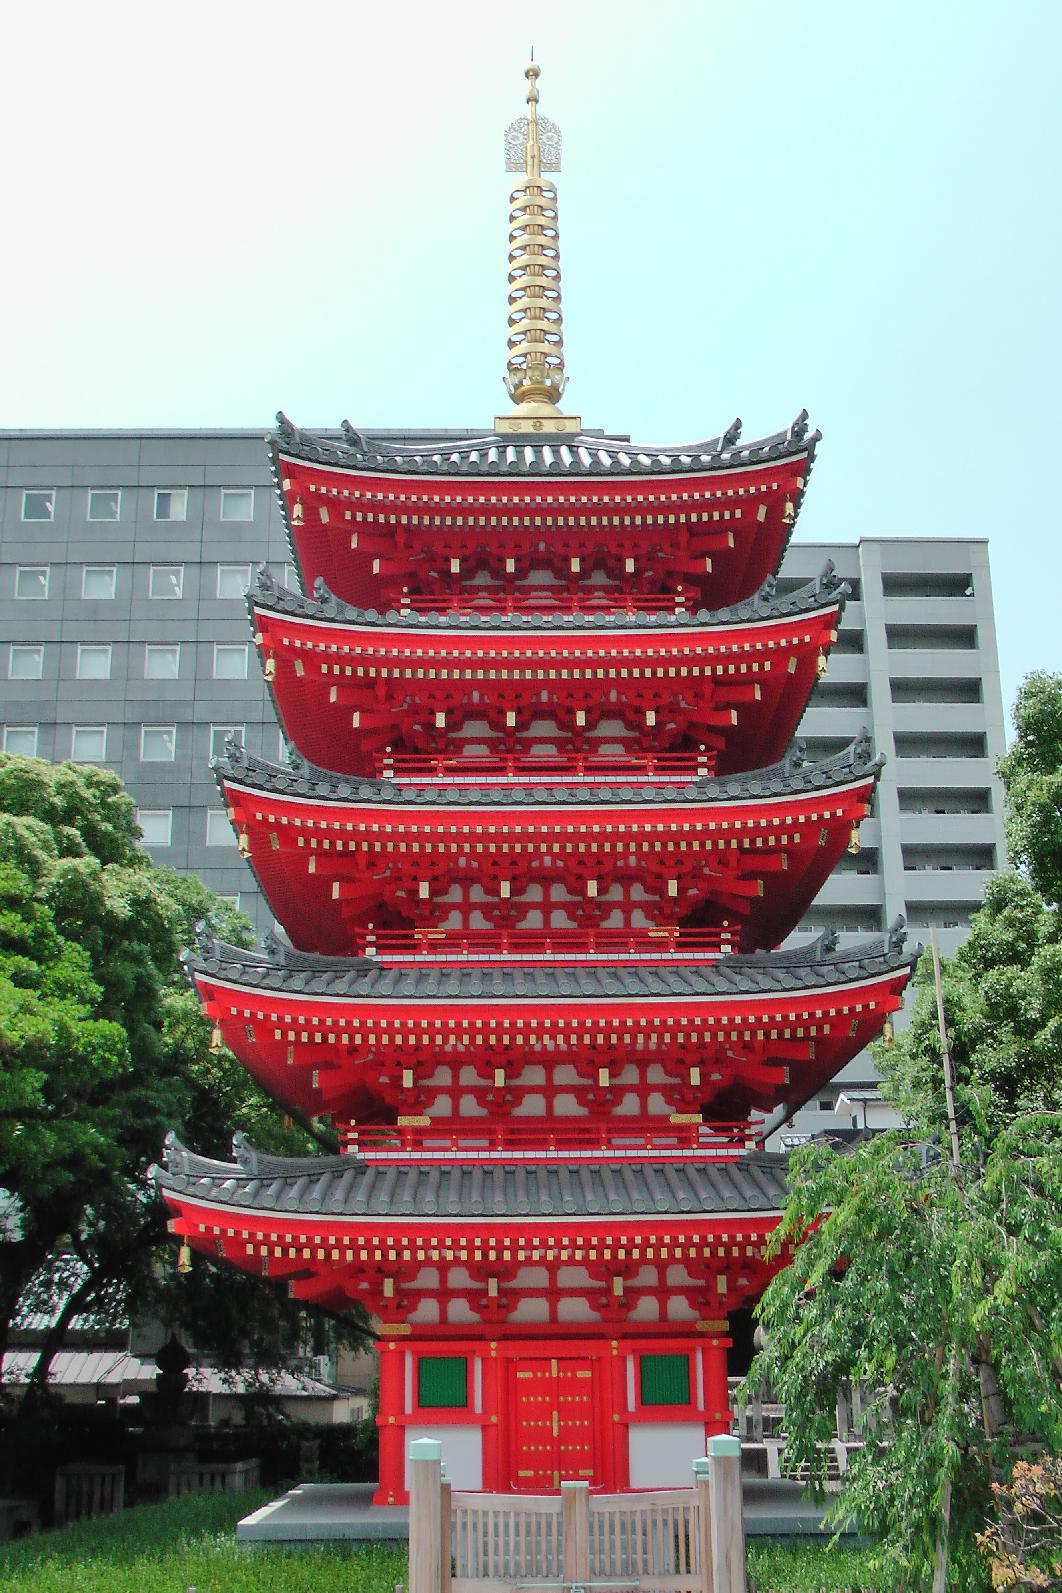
<box><xmin>238</xmin><ymin>833</ymin><xmax>251</xmax><ymax>858</ymax></box>
<box><xmin>816</xmin><ymin>652</ymin><xmax>827</xmax><ymax>678</ymax></box>
<box><xmin>177</xmin><ymin>1243</ymin><xmax>192</xmax><ymax>1274</ymax></box>
<box><xmin>882</xmin><ymin>1016</ymin><xmax>895</xmax><ymax>1046</ymax></box>
<box><xmin>848</xmin><ymin>826</ymin><xmax>861</xmax><ymax>855</ymax></box>
<box><xmin>209</xmin><ymin>1025</ymin><xmax>224</xmax><ymax>1054</ymax></box>
<box><xmin>782</xmin><ymin>497</ymin><xmax>796</xmax><ymax>525</ymax></box>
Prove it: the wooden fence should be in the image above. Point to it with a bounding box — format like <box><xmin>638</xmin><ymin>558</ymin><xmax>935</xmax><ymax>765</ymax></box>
<box><xmin>409</xmin><ymin>1436</ymin><xmax>746</xmax><ymax>1593</ymax></box>
<box><xmin>53</xmin><ymin>1463</ymin><xmax>125</xmax><ymax>1526</ymax></box>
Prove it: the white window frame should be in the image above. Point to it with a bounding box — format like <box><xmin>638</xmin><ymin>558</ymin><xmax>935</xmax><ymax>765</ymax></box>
<box><xmin>217</xmin><ymin>893</ymin><xmax>241</xmax><ymax>911</ymax></box>
<box><xmin>81</xmin><ymin>564</ymin><xmax>117</xmax><ymax>600</ymax></box>
<box><xmin>9</xmin><ymin>644</ymin><xmax>44</xmax><ymax>680</ymax></box>
<box><xmin>205</xmin><ymin>809</ymin><xmax>232</xmax><ymax>846</ymax></box>
<box><xmin>21</xmin><ymin>489</ymin><xmax>55</xmax><ymax>522</ymax></box>
<box><xmin>2</xmin><ymin>725</ymin><xmax>39</xmax><ymax>755</ymax></box>
<box><xmin>153</xmin><ymin>488</ymin><xmax>188</xmax><ymax>522</ymax></box>
<box><xmin>213</xmin><ymin>642</ymin><xmax>248</xmax><ymax>680</ymax></box>
<box><xmin>76</xmin><ymin>643</ymin><xmax>113</xmax><ymax>681</ymax></box>
<box><xmin>210</xmin><ymin>724</ymin><xmax>245</xmax><ymax>759</ymax></box>
<box><xmin>148</xmin><ymin>563</ymin><xmax>185</xmax><ymax>600</ymax></box>
<box><xmin>136</xmin><ymin>808</ymin><xmax>173</xmax><ymax>847</ymax></box>
<box><xmin>70</xmin><ymin>725</ymin><xmax>108</xmax><ymax>762</ymax></box>
<box><xmin>216</xmin><ymin>563</ymin><xmax>252</xmax><ymax>600</ymax></box>
<box><xmin>14</xmin><ymin>565</ymin><xmax>50</xmax><ymax>599</ymax></box>
<box><xmin>140</xmin><ymin>724</ymin><xmax>177</xmax><ymax>762</ymax></box>
<box><xmin>87</xmin><ymin>488</ymin><xmax>121</xmax><ymax>522</ymax></box>
<box><xmin>144</xmin><ymin>643</ymin><xmax>181</xmax><ymax>680</ymax></box>
<box><xmin>219</xmin><ymin>488</ymin><xmax>254</xmax><ymax>522</ymax></box>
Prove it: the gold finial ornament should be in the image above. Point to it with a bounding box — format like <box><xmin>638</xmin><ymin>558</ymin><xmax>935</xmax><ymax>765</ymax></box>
<box><xmin>495</xmin><ymin>63</ymin><xmax>581</xmax><ymax>435</ymax></box>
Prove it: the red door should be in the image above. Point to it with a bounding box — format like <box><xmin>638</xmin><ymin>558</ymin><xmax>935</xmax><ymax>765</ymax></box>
<box><xmin>508</xmin><ymin>1358</ymin><xmax>599</xmax><ymax>1490</ymax></box>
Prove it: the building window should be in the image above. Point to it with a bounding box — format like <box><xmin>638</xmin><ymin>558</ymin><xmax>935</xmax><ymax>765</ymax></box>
<box><xmin>205</xmin><ymin>810</ymin><xmax>232</xmax><ymax>847</ymax></box>
<box><xmin>136</xmin><ymin>809</ymin><xmax>172</xmax><ymax>847</ymax></box>
<box><xmin>76</xmin><ymin>644</ymin><xmax>112</xmax><ymax>681</ymax></box>
<box><xmin>21</xmin><ymin>489</ymin><xmax>55</xmax><ymax>522</ymax></box>
<box><xmin>87</xmin><ymin>489</ymin><xmax>121</xmax><ymax>521</ymax></box>
<box><xmin>282</xmin><ymin>563</ymin><xmax>299</xmax><ymax>589</ymax></box>
<box><xmin>82</xmin><ymin>565</ymin><xmax>117</xmax><ymax>600</ymax></box>
<box><xmin>210</xmin><ymin>724</ymin><xmax>244</xmax><ymax>759</ymax></box>
<box><xmin>417</xmin><ymin>1356</ymin><xmax>467</xmax><ymax>1409</ymax></box>
<box><xmin>148</xmin><ymin>563</ymin><xmax>185</xmax><ymax>600</ymax></box>
<box><xmin>14</xmin><ymin>566</ymin><xmax>49</xmax><ymax>599</ymax></box>
<box><xmin>154</xmin><ymin>489</ymin><xmax>188</xmax><ymax>522</ymax></box>
<box><xmin>9</xmin><ymin>645</ymin><xmax>44</xmax><ymax>680</ymax></box>
<box><xmin>220</xmin><ymin>488</ymin><xmax>254</xmax><ymax>521</ymax></box>
<box><xmin>144</xmin><ymin>644</ymin><xmax>180</xmax><ymax>680</ymax></box>
<box><xmin>639</xmin><ymin>1354</ymin><xmax>691</xmax><ymax>1407</ymax></box>
<box><xmin>140</xmin><ymin>725</ymin><xmax>176</xmax><ymax>761</ymax></box>
<box><xmin>217</xmin><ymin>893</ymin><xmax>241</xmax><ymax>911</ymax></box>
<box><xmin>213</xmin><ymin>643</ymin><xmax>248</xmax><ymax>680</ymax></box>
<box><xmin>216</xmin><ymin>563</ymin><xmax>251</xmax><ymax>599</ymax></box>
<box><xmin>2</xmin><ymin>726</ymin><xmax>38</xmax><ymax>755</ymax></box>
<box><xmin>71</xmin><ymin>725</ymin><xmax>107</xmax><ymax>762</ymax></box>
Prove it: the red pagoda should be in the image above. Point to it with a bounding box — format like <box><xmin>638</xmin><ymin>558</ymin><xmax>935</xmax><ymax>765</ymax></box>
<box><xmin>153</xmin><ymin>64</ymin><xmax>915</xmax><ymax>1502</ymax></box>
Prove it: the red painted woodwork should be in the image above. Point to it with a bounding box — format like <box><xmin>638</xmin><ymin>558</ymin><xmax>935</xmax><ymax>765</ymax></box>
<box><xmin>252</xmin><ymin>597</ymin><xmax>840</xmax><ymax>778</ymax></box>
<box><xmin>509</xmin><ymin>1358</ymin><xmax>598</xmax><ymax>1489</ymax></box>
<box><xmin>163</xmin><ymin>1199</ymin><xmax>789</xmax><ymax>1332</ymax></box>
<box><xmin>192</xmin><ymin>961</ymin><xmax>908</xmax><ymax>1127</ymax></box>
<box><xmin>273</xmin><ymin>448</ymin><xmax>813</xmax><ymax>612</ymax></box>
<box><xmin>219</xmin><ymin>770</ymin><xmax>875</xmax><ymax>957</ymax></box>
<box><xmin>161</xmin><ymin>407</ymin><xmax>913</xmax><ymax>1506</ymax></box>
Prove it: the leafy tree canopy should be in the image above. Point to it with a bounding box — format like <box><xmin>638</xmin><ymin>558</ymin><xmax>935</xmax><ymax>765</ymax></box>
<box><xmin>0</xmin><ymin>754</ymin><xmax>365</xmax><ymax>1410</ymax></box>
<box><xmin>744</xmin><ymin>674</ymin><xmax>1062</xmax><ymax>1590</ymax></box>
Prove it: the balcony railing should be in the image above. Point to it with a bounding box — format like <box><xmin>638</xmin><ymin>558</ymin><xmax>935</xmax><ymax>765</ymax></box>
<box><xmin>354</xmin><ymin>925</ymin><xmax>737</xmax><ymax>963</ymax></box>
<box><xmin>393</xmin><ymin>589</ymin><xmax>690</xmax><ymax>617</ymax></box>
<box><xmin>377</xmin><ymin>750</ymin><xmax>718</xmax><ymax>785</ymax></box>
<box><xmin>338</xmin><ymin>1118</ymin><xmax>755</xmax><ymax>1162</ymax></box>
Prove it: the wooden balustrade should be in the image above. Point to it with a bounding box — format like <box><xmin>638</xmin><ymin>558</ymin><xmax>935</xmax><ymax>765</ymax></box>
<box><xmin>340</xmin><ymin>1119</ymin><xmax>754</xmax><ymax>1163</ymax></box>
<box><xmin>354</xmin><ymin>925</ymin><xmax>735</xmax><ymax>965</ymax></box>
<box><xmin>408</xmin><ymin>1437</ymin><xmax>747</xmax><ymax>1593</ymax></box>
<box><xmin>53</xmin><ymin>1463</ymin><xmax>125</xmax><ymax>1527</ymax></box>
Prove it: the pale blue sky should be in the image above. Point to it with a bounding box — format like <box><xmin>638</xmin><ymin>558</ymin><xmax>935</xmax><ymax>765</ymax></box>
<box><xmin>2</xmin><ymin>1</ymin><xmax>1058</xmax><ymax>714</ymax></box>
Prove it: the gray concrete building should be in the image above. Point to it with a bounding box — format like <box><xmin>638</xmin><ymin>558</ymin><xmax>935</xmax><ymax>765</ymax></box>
<box><xmin>0</xmin><ymin>429</ymin><xmax>1009</xmax><ymax>1132</ymax></box>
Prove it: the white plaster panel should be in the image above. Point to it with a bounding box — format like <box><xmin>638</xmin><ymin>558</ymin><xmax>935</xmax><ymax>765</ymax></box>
<box><xmin>404</xmin><ymin>1425</ymin><xmax>482</xmax><ymax>1490</ymax></box>
<box><xmin>628</xmin><ymin>1423</ymin><xmax>706</xmax><ymax>1489</ymax></box>
<box><xmin>556</xmin><ymin>1297</ymin><xmax>594</xmax><ymax>1322</ymax></box>
<box><xmin>627</xmin><ymin>1296</ymin><xmax>659</xmax><ymax>1321</ymax></box>
<box><xmin>665</xmin><ymin>1296</ymin><xmax>697</xmax><ymax>1320</ymax></box>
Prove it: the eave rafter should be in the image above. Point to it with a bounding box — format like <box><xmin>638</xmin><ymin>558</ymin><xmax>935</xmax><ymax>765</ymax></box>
<box><xmin>249</xmin><ymin>565</ymin><xmax>845</xmax><ymax>779</ymax></box>
<box><xmin>268</xmin><ymin>412</ymin><xmax>818</xmax><ymax>611</ymax></box>
<box><xmin>213</xmin><ymin>741</ymin><xmax>881</xmax><ymax>958</ymax></box>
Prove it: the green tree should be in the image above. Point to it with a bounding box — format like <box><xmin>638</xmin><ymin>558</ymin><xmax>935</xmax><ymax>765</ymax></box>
<box><xmin>743</xmin><ymin>674</ymin><xmax>1062</xmax><ymax>1590</ymax></box>
<box><xmin>0</xmin><ymin>755</ymin><xmax>362</xmax><ymax>1412</ymax></box>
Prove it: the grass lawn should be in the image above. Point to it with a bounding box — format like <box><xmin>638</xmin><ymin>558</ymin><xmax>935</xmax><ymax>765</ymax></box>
<box><xmin>0</xmin><ymin>1490</ymin><xmax>882</xmax><ymax>1592</ymax></box>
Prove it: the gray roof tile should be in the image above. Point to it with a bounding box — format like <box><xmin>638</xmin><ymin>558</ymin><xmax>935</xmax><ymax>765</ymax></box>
<box><xmin>186</xmin><ymin>921</ymin><xmax>919</xmax><ymax>1003</ymax></box>
<box><xmin>270</xmin><ymin>412</ymin><xmax>818</xmax><ymax>480</ymax></box>
<box><xmin>153</xmin><ymin>1132</ymin><xmax>791</xmax><ymax>1219</ymax></box>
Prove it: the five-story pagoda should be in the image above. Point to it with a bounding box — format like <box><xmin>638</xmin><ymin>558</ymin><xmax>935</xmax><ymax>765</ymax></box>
<box><xmin>153</xmin><ymin>66</ymin><xmax>915</xmax><ymax>1502</ymax></box>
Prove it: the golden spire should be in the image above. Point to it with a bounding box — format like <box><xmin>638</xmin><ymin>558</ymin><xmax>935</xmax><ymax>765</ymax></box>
<box><xmin>495</xmin><ymin>63</ymin><xmax>581</xmax><ymax>435</ymax></box>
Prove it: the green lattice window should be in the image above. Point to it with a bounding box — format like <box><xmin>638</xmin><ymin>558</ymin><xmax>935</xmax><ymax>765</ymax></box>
<box><xmin>417</xmin><ymin>1355</ymin><xmax>468</xmax><ymax>1409</ymax></box>
<box><xmin>639</xmin><ymin>1353</ymin><xmax>691</xmax><ymax>1406</ymax></box>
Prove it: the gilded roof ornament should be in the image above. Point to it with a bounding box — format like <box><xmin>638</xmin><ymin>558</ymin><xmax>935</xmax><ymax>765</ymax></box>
<box><xmin>495</xmin><ymin>63</ymin><xmax>581</xmax><ymax>435</ymax></box>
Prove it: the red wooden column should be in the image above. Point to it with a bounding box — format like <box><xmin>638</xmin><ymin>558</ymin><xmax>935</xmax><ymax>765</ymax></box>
<box><xmin>702</xmin><ymin>1326</ymin><xmax>733</xmax><ymax>1438</ymax></box>
<box><xmin>375</xmin><ymin>1338</ymin><xmax>406</xmax><ymax>1505</ymax></box>
<box><xmin>609</xmin><ymin>1339</ymin><xmax>630</xmax><ymax>1489</ymax></box>
<box><xmin>481</xmin><ymin>1342</ymin><xmax>502</xmax><ymax>1490</ymax></box>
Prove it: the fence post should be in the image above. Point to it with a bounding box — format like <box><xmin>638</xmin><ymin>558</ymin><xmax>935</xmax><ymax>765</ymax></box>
<box><xmin>561</xmin><ymin>1480</ymin><xmax>590</xmax><ymax>1588</ymax></box>
<box><xmin>440</xmin><ymin>1475</ymin><xmax>452</xmax><ymax>1593</ymax></box>
<box><xmin>707</xmin><ymin>1434</ymin><xmax>745</xmax><ymax>1593</ymax></box>
<box><xmin>409</xmin><ymin>1438</ymin><xmax>444</xmax><ymax>1593</ymax></box>
<box><xmin>692</xmin><ymin>1458</ymin><xmax>715</xmax><ymax>1593</ymax></box>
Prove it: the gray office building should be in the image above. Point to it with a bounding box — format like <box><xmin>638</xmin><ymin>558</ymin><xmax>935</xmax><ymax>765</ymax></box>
<box><xmin>0</xmin><ymin>429</ymin><xmax>1009</xmax><ymax>1132</ymax></box>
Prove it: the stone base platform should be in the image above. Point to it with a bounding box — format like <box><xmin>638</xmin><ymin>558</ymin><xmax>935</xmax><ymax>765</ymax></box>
<box><xmin>236</xmin><ymin>1479</ymin><xmax>852</xmax><ymax>1546</ymax></box>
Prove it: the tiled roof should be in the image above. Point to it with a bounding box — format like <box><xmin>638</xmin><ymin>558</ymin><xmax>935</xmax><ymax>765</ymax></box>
<box><xmin>154</xmin><ymin>1133</ymin><xmax>791</xmax><ymax>1218</ymax></box>
<box><xmin>214</xmin><ymin>735</ymin><xmax>882</xmax><ymax>810</ymax></box>
<box><xmin>186</xmin><ymin>922</ymin><xmax>918</xmax><ymax>1004</ymax></box>
<box><xmin>249</xmin><ymin>563</ymin><xmax>846</xmax><ymax>634</ymax></box>
<box><xmin>271</xmin><ymin>412</ymin><xmax>819</xmax><ymax>480</ymax></box>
